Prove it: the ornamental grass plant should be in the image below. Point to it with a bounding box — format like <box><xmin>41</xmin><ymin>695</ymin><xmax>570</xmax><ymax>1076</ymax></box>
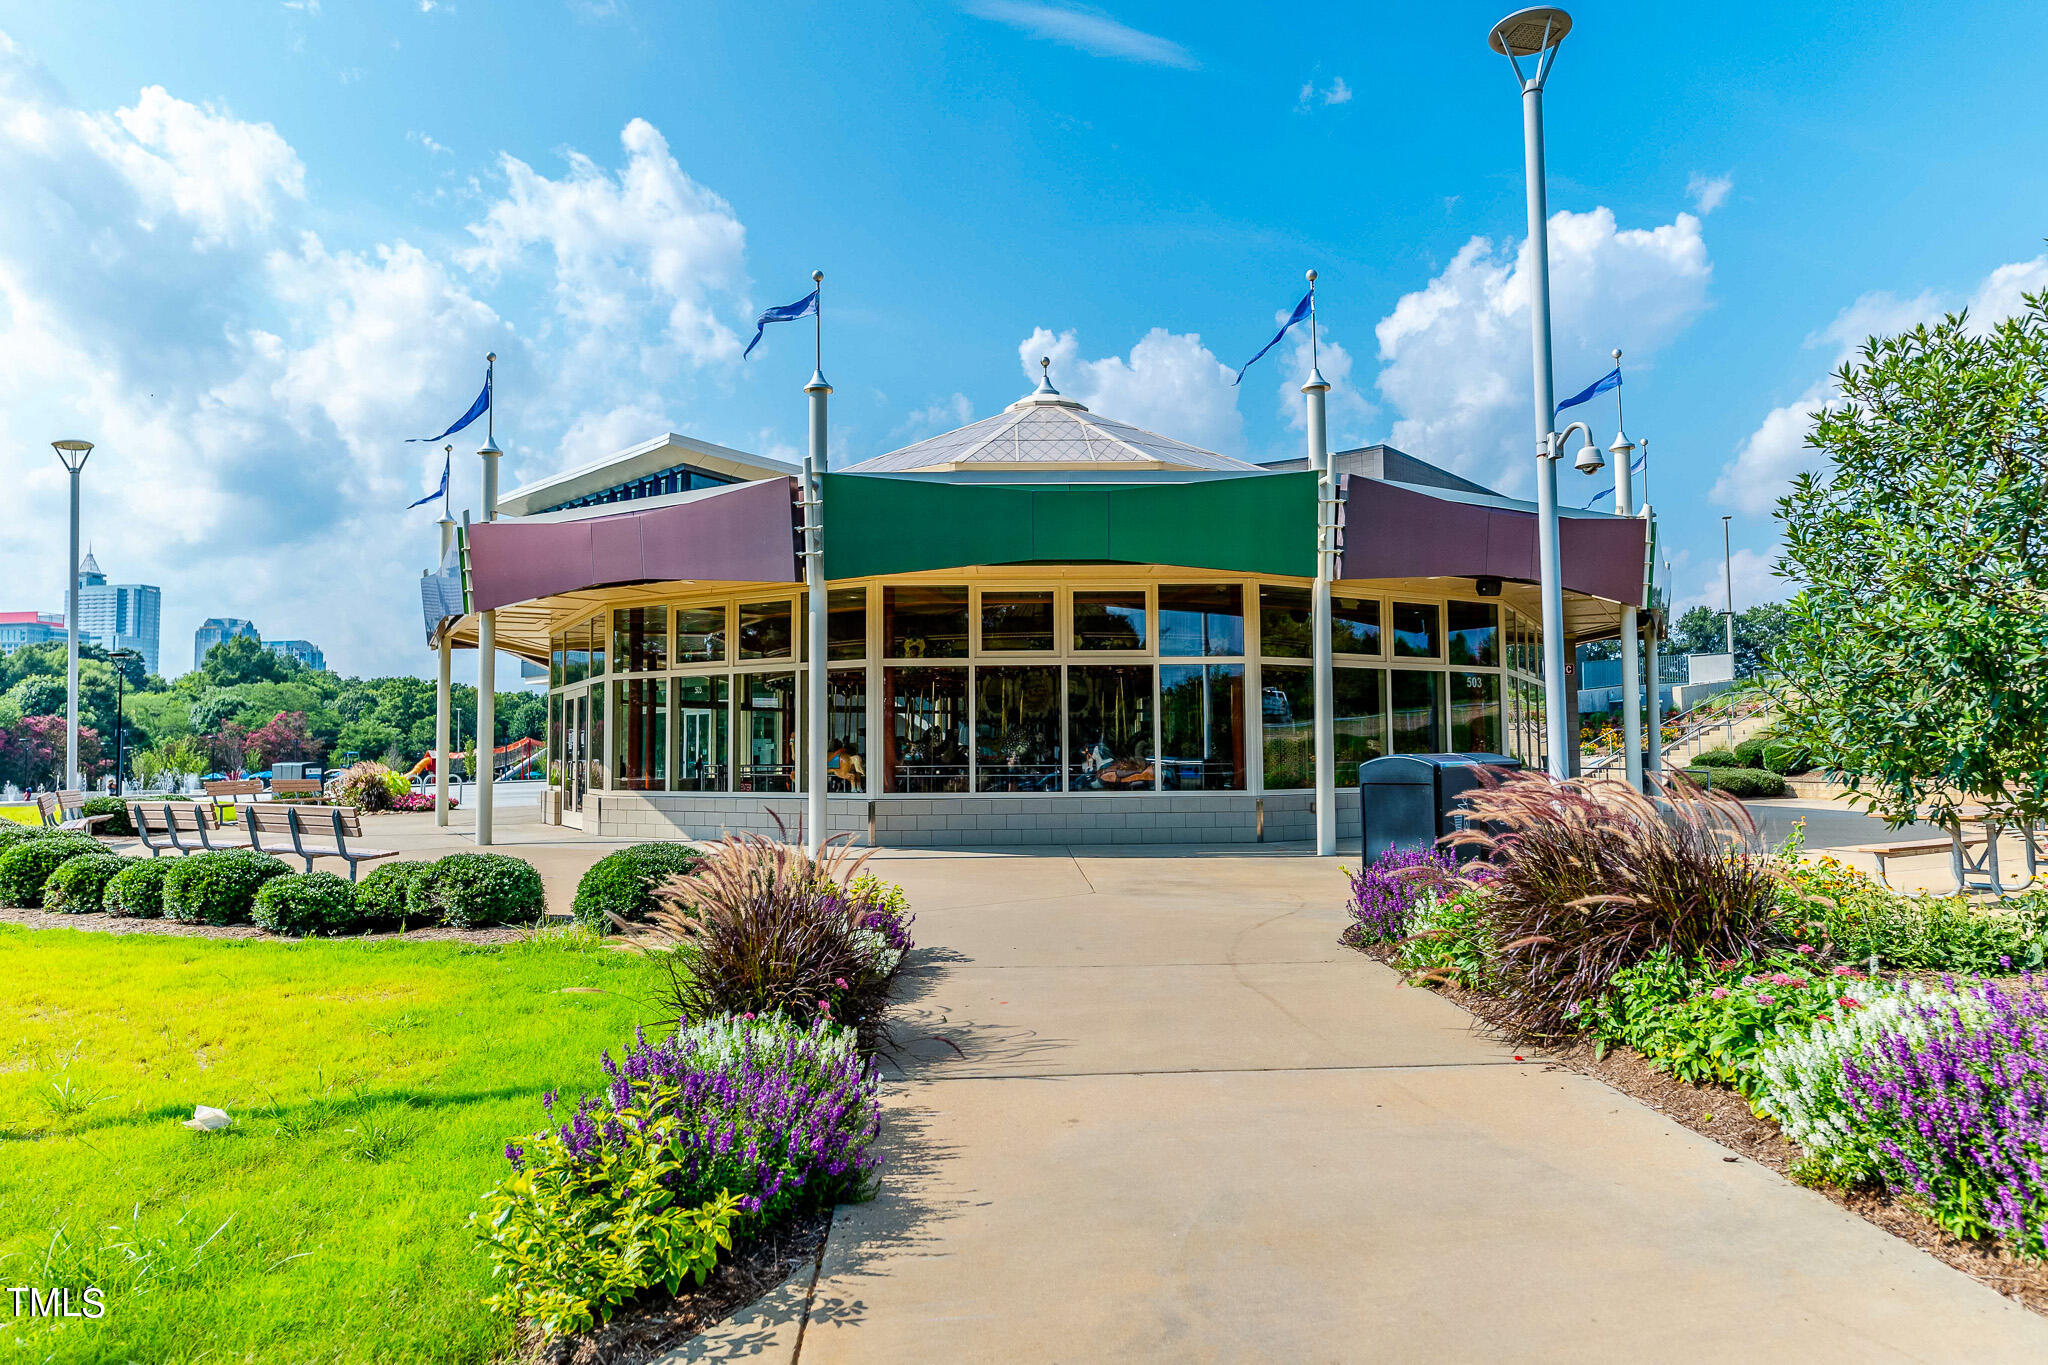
<box><xmin>1439</xmin><ymin>770</ymin><xmax>1780</xmax><ymax>1037</ymax></box>
<box><xmin>638</xmin><ymin>834</ymin><xmax>914</xmax><ymax>1040</ymax></box>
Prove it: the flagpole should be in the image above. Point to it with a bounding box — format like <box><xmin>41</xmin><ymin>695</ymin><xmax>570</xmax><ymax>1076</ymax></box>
<box><xmin>437</xmin><ymin>444</ymin><xmax>456</xmax><ymax>828</ymax></box>
<box><xmin>1302</xmin><ymin>269</ymin><xmax>1337</xmax><ymax>857</ymax></box>
<box><xmin>476</xmin><ymin>352</ymin><xmax>500</xmax><ymax>847</ymax></box>
<box><xmin>803</xmin><ymin>272</ymin><xmax>831</xmax><ymax>857</ymax></box>
<box><xmin>1609</xmin><ymin>349</ymin><xmax>1644</xmax><ymax>790</ymax></box>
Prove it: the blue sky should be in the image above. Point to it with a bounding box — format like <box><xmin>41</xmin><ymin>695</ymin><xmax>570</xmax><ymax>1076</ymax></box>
<box><xmin>3</xmin><ymin>1</ymin><xmax>2046</xmax><ymax>677</ymax></box>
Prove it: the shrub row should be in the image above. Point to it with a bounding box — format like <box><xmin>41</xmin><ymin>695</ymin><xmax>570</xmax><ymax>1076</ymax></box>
<box><xmin>1683</xmin><ymin>765</ymin><xmax>1788</xmax><ymax>798</ymax></box>
<box><xmin>570</xmin><ymin>841</ymin><xmax>703</xmax><ymax>934</ymax></box>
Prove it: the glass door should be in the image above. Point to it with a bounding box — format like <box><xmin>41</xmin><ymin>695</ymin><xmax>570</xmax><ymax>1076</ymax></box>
<box><xmin>561</xmin><ymin>690</ymin><xmax>588</xmax><ymax>827</ymax></box>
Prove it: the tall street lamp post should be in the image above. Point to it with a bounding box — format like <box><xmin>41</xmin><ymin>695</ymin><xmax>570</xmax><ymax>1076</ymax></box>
<box><xmin>51</xmin><ymin>439</ymin><xmax>93</xmax><ymax>791</ymax></box>
<box><xmin>109</xmin><ymin>648</ymin><xmax>141</xmax><ymax>795</ymax></box>
<box><xmin>1722</xmin><ymin>514</ymin><xmax>1737</xmax><ymax>749</ymax></box>
<box><xmin>1488</xmin><ymin>7</ymin><xmax>1596</xmax><ymax>779</ymax></box>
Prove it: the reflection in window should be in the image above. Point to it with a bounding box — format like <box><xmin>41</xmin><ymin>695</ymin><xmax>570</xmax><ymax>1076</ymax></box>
<box><xmin>884</xmin><ymin>586</ymin><xmax>968</xmax><ymax>659</ymax></box>
<box><xmin>1392</xmin><ymin>602</ymin><xmax>1441</xmax><ymax>658</ymax></box>
<box><xmin>613</xmin><ymin>606</ymin><xmax>668</xmax><ymax>673</ymax></box>
<box><xmin>1333</xmin><ymin>596</ymin><xmax>1381</xmax><ymax>655</ymax></box>
<box><xmin>587</xmin><ymin>683</ymin><xmax>606</xmax><ymax>789</ymax></box>
<box><xmin>565</xmin><ymin>620</ymin><xmax>589</xmax><ymax>685</ymax></box>
<box><xmin>1160</xmin><ymin>663</ymin><xmax>1245</xmax><ymax>791</ymax></box>
<box><xmin>884</xmin><ymin>667</ymin><xmax>968</xmax><ymax>792</ymax></box>
<box><xmin>1260</xmin><ymin>664</ymin><xmax>1313</xmax><ymax>790</ymax></box>
<box><xmin>1391</xmin><ymin>670</ymin><xmax>1444</xmax><ymax>753</ymax></box>
<box><xmin>980</xmin><ymin>590</ymin><xmax>1055</xmax><ymax>652</ymax></box>
<box><xmin>1073</xmin><ymin>591</ymin><xmax>1147</xmax><ymax>651</ymax></box>
<box><xmin>829</xmin><ymin>588</ymin><xmax>866</xmax><ymax>661</ymax></box>
<box><xmin>1334</xmin><ymin>667</ymin><xmax>1387</xmax><ymax>773</ymax></box>
<box><xmin>547</xmin><ymin>693</ymin><xmax>562</xmax><ymax>785</ymax></box>
<box><xmin>1068</xmin><ymin>665</ymin><xmax>1155</xmax><ymax>791</ymax></box>
<box><xmin>827</xmin><ymin>669</ymin><xmax>867</xmax><ymax>793</ymax></box>
<box><xmin>976</xmin><ymin>666</ymin><xmax>1061</xmax><ymax>792</ymax></box>
<box><xmin>612</xmin><ymin>678</ymin><xmax>668</xmax><ymax>791</ymax></box>
<box><xmin>676</xmin><ymin>606</ymin><xmax>726</xmax><ymax>664</ymax></box>
<box><xmin>736</xmin><ymin>673</ymin><xmax>798</xmax><ymax>791</ymax></box>
<box><xmin>550</xmin><ymin>633</ymin><xmax>565</xmax><ymax>688</ymax></box>
<box><xmin>1446</xmin><ymin>601</ymin><xmax>1499</xmax><ymax>667</ymax></box>
<box><xmin>1159</xmin><ymin>584</ymin><xmax>1243</xmax><ymax>657</ymax></box>
<box><xmin>587</xmin><ymin>614</ymin><xmax>606</xmax><ymax>677</ymax></box>
<box><xmin>1259</xmin><ymin>585</ymin><xmax>1312</xmax><ymax>657</ymax></box>
<box><xmin>672</xmin><ymin>675</ymin><xmax>729</xmax><ymax>792</ymax></box>
<box><xmin>738</xmin><ymin>600</ymin><xmax>793</xmax><ymax>661</ymax></box>
<box><xmin>1450</xmin><ymin>671</ymin><xmax>1503</xmax><ymax>753</ymax></box>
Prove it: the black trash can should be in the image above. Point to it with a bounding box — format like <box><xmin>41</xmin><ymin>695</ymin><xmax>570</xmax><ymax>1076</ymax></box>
<box><xmin>1357</xmin><ymin>753</ymin><xmax>1523</xmax><ymax>862</ymax></box>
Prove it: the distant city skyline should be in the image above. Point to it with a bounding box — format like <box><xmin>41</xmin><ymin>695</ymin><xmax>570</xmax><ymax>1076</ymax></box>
<box><xmin>75</xmin><ymin>549</ymin><xmax>162</xmax><ymax>676</ymax></box>
<box><xmin>193</xmin><ymin>617</ymin><xmax>259</xmax><ymax>672</ymax></box>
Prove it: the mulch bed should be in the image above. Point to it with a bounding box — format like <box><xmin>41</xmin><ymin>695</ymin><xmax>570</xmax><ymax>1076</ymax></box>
<box><xmin>515</xmin><ymin>1206</ymin><xmax>833</xmax><ymax>1364</ymax></box>
<box><xmin>1346</xmin><ymin>931</ymin><xmax>2048</xmax><ymax>1317</ymax></box>
<box><xmin>0</xmin><ymin>906</ymin><xmax>553</xmax><ymax>943</ymax></box>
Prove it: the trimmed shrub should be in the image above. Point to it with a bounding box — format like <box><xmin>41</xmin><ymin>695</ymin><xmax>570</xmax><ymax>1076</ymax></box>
<box><xmin>571</xmin><ymin>842</ymin><xmax>703</xmax><ymax>934</ymax></box>
<box><xmin>415</xmin><ymin>852</ymin><xmax>546</xmax><ymax>929</ymax></box>
<box><xmin>41</xmin><ymin>853</ymin><xmax>130</xmax><ymax>915</ymax></box>
<box><xmin>356</xmin><ymin>860</ymin><xmax>435</xmax><ymax>927</ymax></box>
<box><xmin>105</xmin><ymin>857</ymin><xmax>175</xmax><ymax>918</ymax></box>
<box><xmin>335</xmin><ymin>761</ymin><xmax>400</xmax><ymax>813</ymax></box>
<box><xmin>1685</xmin><ymin>766</ymin><xmax>1789</xmax><ymax>798</ymax></box>
<box><xmin>0</xmin><ymin>834</ymin><xmax>103</xmax><ymax>908</ymax></box>
<box><xmin>76</xmin><ymin>796</ymin><xmax>189</xmax><ymax>838</ymax></box>
<box><xmin>162</xmin><ymin>848</ymin><xmax>292</xmax><ymax>925</ymax></box>
<box><xmin>253</xmin><ymin>871</ymin><xmax>360</xmax><ymax>936</ymax></box>
<box><xmin>1692</xmin><ymin>747</ymin><xmax>1741</xmax><ymax>768</ymax></box>
<box><xmin>0</xmin><ymin>823</ymin><xmax>57</xmax><ymax>857</ymax></box>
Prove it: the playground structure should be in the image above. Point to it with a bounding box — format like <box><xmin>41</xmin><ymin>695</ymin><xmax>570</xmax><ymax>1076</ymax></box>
<box><xmin>405</xmin><ymin>736</ymin><xmax>543</xmax><ymax>783</ymax></box>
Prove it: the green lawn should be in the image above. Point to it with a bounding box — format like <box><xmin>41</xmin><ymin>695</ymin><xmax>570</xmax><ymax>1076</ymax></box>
<box><xmin>0</xmin><ymin>924</ymin><xmax>666</xmax><ymax>1363</ymax></box>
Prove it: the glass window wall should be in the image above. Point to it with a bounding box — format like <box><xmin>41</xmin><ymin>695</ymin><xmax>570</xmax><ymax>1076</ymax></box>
<box><xmin>1073</xmin><ymin>591</ymin><xmax>1147</xmax><ymax>651</ymax></box>
<box><xmin>738</xmin><ymin>600</ymin><xmax>792</xmax><ymax>661</ymax></box>
<box><xmin>1449</xmin><ymin>671</ymin><xmax>1503</xmax><ymax>753</ymax></box>
<box><xmin>975</xmin><ymin>666</ymin><xmax>1061</xmax><ymax>792</ymax></box>
<box><xmin>1392</xmin><ymin>602</ymin><xmax>1441</xmax><ymax>659</ymax></box>
<box><xmin>826</xmin><ymin>669</ymin><xmax>867</xmax><ymax>792</ymax></box>
<box><xmin>1159</xmin><ymin>584</ymin><xmax>1243</xmax><ymax>657</ymax></box>
<box><xmin>1391</xmin><ymin>669</ymin><xmax>1444</xmax><ymax>753</ymax></box>
<box><xmin>980</xmin><ymin>590</ymin><xmax>1055</xmax><ymax>652</ymax></box>
<box><xmin>736</xmin><ymin>672</ymin><xmax>798</xmax><ymax>791</ymax></box>
<box><xmin>1334</xmin><ymin>667</ymin><xmax>1387</xmax><ymax>772</ymax></box>
<box><xmin>676</xmin><ymin>605</ymin><xmax>726</xmax><ymax>664</ymax></box>
<box><xmin>673</xmin><ymin>676</ymin><xmax>729</xmax><ymax>791</ymax></box>
<box><xmin>612</xmin><ymin>678</ymin><xmax>667</xmax><ymax>791</ymax></box>
<box><xmin>883</xmin><ymin>666</ymin><xmax>969</xmax><ymax>792</ymax></box>
<box><xmin>884</xmin><ymin>587</ymin><xmax>968</xmax><ymax>659</ymax></box>
<box><xmin>1068</xmin><ymin>664</ymin><xmax>1155</xmax><ymax>791</ymax></box>
<box><xmin>1447</xmin><ymin>601</ymin><xmax>1499</xmax><ymax>667</ymax></box>
<box><xmin>1333</xmin><ymin>596</ymin><xmax>1381</xmax><ymax>655</ymax></box>
<box><xmin>1160</xmin><ymin>663</ymin><xmax>1245</xmax><ymax>790</ymax></box>
<box><xmin>613</xmin><ymin>606</ymin><xmax>668</xmax><ymax>673</ymax></box>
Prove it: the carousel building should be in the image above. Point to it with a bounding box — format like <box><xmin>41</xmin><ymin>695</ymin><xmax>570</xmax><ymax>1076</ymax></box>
<box><xmin>422</xmin><ymin>370</ymin><xmax>1648</xmax><ymax>847</ymax></box>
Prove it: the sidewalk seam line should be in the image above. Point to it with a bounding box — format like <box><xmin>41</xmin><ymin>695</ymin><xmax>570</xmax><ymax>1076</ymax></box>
<box><xmin>886</xmin><ymin>1059</ymin><xmax>1532</xmax><ymax>1083</ymax></box>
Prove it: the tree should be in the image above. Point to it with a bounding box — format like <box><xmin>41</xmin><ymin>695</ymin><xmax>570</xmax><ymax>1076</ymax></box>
<box><xmin>246</xmin><ymin>711</ymin><xmax>316</xmax><ymax>768</ymax></box>
<box><xmin>0</xmin><ymin>716</ymin><xmax>102</xmax><ymax>790</ymax></box>
<box><xmin>1773</xmin><ymin>296</ymin><xmax>2048</xmax><ymax>830</ymax></box>
<box><xmin>199</xmin><ymin>634</ymin><xmax>301</xmax><ymax>687</ymax></box>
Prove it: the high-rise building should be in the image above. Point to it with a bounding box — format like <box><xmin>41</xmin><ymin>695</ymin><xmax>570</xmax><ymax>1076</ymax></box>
<box><xmin>264</xmin><ymin>638</ymin><xmax>326</xmax><ymax>671</ymax></box>
<box><xmin>194</xmin><ymin>617</ymin><xmax>259</xmax><ymax>670</ymax></box>
<box><xmin>76</xmin><ymin>551</ymin><xmax>163</xmax><ymax>676</ymax></box>
<box><xmin>0</xmin><ymin>611</ymin><xmax>66</xmax><ymax>656</ymax></box>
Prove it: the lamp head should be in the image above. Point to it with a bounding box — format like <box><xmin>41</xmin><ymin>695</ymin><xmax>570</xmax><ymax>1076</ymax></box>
<box><xmin>51</xmin><ymin>439</ymin><xmax>93</xmax><ymax>471</ymax></box>
<box><xmin>1573</xmin><ymin>436</ymin><xmax>1605</xmax><ymax>475</ymax></box>
<box><xmin>1488</xmin><ymin>6</ymin><xmax>1571</xmax><ymax>57</ymax></box>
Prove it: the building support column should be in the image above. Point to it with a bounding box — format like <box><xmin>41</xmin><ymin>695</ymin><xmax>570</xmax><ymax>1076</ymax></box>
<box><xmin>803</xmin><ymin>272</ymin><xmax>831</xmax><ymax>857</ymax></box>
<box><xmin>435</xmin><ymin>632</ymin><xmax>452</xmax><ymax>826</ymax></box>
<box><xmin>475</xmin><ymin>432</ymin><xmax>501</xmax><ymax>847</ymax></box>
<box><xmin>1644</xmin><ymin>611</ymin><xmax>1665</xmax><ymax>775</ymax></box>
<box><xmin>1302</xmin><ymin>283</ymin><xmax>1336</xmax><ymax>857</ymax></box>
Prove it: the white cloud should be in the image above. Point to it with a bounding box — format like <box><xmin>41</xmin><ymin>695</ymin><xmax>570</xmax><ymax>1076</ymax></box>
<box><xmin>1019</xmin><ymin>326</ymin><xmax>1243</xmax><ymax>454</ymax></box>
<box><xmin>1711</xmin><ymin>256</ymin><xmax>2048</xmax><ymax>511</ymax></box>
<box><xmin>407</xmin><ymin>129</ymin><xmax>451</xmax><ymax>156</ymax></box>
<box><xmin>1274</xmin><ymin>324</ymin><xmax>1373</xmax><ymax>450</ymax></box>
<box><xmin>0</xmin><ymin>32</ymin><xmax>764</xmax><ymax>679</ymax></box>
<box><xmin>1372</xmin><ymin>207</ymin><xmax>1713</xmax><ymax>494</ymax></box>
<box><xmin>1673</xmin><ymin>546</ymin><xmax>1782</xmax><ymax>616</ymax></box>
<box><xmin>892</xmin><ymin>393</ymin><xmax>974</xmax><ymax>442</ymax></box>
<box><xmin>964</xmin><ymin>2</ymin><xmax>1197</xmax><ymax>69</ymax></box>
<box><xmin>1686</xmin><ymin>172</ymin><xmax>1732</xmax><ymax>215</ymax></box>
<box><xmin>461</xmin><ymin>117</ymin><xmax>746</xmax><ymax>369</ymax></box>
<box><xmin>1296</xmin><ymin>76</ymin><xmax>1351</xmax><ymax>110</ymax></box>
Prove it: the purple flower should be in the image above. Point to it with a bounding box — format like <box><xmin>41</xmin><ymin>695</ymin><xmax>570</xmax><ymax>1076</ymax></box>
<box><xmin>1345</xmin><ymin>844</ymin><xmax>1458</xmax><ymax>941</ymax></box>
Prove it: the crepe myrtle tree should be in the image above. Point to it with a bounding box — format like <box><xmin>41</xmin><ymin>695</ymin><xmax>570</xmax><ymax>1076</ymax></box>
<box><xmin>1771</xmin><ymin>292</ymin><xmax>2048</xmax><ymax>831</ymax></box>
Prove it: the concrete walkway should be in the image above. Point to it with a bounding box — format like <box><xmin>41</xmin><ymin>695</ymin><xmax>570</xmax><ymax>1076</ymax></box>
<box><xmin>691</xmin><ymin>845</ymin><xmax>2048</xmax><ymax>1364</ymax></box>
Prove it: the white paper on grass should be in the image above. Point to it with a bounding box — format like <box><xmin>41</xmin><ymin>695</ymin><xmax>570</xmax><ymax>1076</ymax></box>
<box><xmin>183</xmin><ymin>1105</ymin><xmax>232</xmax><ymax>1131</ymax></box>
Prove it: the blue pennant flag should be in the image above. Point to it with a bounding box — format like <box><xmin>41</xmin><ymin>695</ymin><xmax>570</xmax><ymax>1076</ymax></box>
<box><xmin>1581</xmin><ymin>450</ymin><xmax>1648</xmax><ymax>507</ymax></box>
<box><xmin>744</xmin><ymin>288</ymin><xmax>819</xmax><ymax>359</ymax></box>
<box><xmin>406</xmin><ymin>448</ymin><xmax>450</xmax><ymax>510</ymax></box>
<box><xmin>1555</xmin><ymin>365</ymin><xmax>1620</xmax><ymax>416</ymax></box>
<box><xmin>1233</xmin><ymin>290</ymin><xmax>1312</xmax><ymax>386</ymax></box>
<box><xmin>407</xmin><ymin>373</ymin><xmax>491</xmax><ymax>443</ymax></box>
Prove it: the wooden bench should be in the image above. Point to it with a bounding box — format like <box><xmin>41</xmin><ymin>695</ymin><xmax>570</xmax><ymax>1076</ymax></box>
<box><xmin>38</xmin><ymin>791</ymin><xmax>114</xmax><ymax>834</ymax></box>
<box><xmin>243</xmin><ymin>804</ymin><xmax>397</xmax><ymax>880</ymax></box>
<box><xmin>202</xmin><ymin>778</ymin><xmax>265</xmax><ymax>823</ymax></box>
<box><xmin>268</xmin><ymin>778</ymin><xmax>323</xmax><ymax>802</ymax></box>
<box><xmin>127</xmin><ymin>801</ymin><xmax>251</xmax><ymax>857</ymax></box>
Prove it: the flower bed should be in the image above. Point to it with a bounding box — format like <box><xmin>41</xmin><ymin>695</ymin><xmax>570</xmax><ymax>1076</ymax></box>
<box><xmin>1342</xmin><ymin>771</ymin><xmax>2048</xmax><ymax>1292</ymax></box>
